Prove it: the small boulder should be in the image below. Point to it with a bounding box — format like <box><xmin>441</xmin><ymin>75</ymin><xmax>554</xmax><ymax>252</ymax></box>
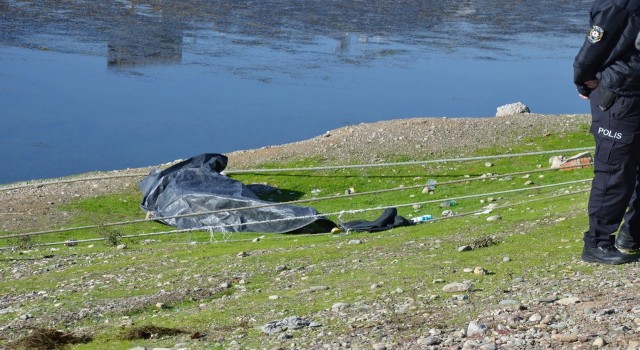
<box><xmin>496</xmin><ymin>102</ymin><xmax>530</xmax><ymax>116</ymax></box>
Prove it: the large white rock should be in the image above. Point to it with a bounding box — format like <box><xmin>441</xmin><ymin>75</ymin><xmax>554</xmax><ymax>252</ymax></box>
<box><xmin>496</xmin><ymin>102</ymin><xmax>530</xmax><ymax>116</ymax></box>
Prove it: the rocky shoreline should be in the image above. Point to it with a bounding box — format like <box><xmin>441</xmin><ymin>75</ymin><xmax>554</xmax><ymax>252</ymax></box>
<box><xmin>11</xmin><ymin>113</ymin><xmax>640</xmax><ymax>350</ymax></box>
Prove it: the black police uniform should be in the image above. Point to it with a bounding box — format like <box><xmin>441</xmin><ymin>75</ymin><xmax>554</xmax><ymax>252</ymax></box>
<box><xmin>573</xmin><ymin>0</ymin><xmax>640</xmax><ymax>264</ymax></box>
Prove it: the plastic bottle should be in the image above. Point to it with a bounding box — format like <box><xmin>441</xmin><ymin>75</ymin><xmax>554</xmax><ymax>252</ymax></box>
<box><xmin>411</xmin><ymin>214</ymin><xmax>433</xmax><ymax>223</ymax></box>
<box><xmin>439</xmin><ymin>200</ymin><xmax>458</xmax><ymax>208</ymax></box>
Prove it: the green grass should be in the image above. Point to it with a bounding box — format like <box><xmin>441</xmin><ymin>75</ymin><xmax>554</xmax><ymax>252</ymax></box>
<box><xmin>0</xmin><ymin>126</ymin><xmax>605</xmax><ymax>349</ymax></box>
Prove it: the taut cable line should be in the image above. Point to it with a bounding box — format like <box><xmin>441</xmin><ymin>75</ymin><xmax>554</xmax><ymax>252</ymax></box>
<box><xmin>1</xmin><ymin>176</ymin><xmax>592</xmax><ymax>241</ymax></box>
<box><xmin>0</xmin><ymin>147</ymin><xmax>593</xmax><ymax>191</ymax></box>
<box><xmin>0</xmin><ymin>187</ymin><xmax>590</xmax><ymax>250</ymax></box>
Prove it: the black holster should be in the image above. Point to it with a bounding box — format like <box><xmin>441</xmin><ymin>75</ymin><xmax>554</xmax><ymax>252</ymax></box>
<box><xmin>598</xmin><ymin>87</ymin><xmax>616</xmax><ymax>111</ymax></box>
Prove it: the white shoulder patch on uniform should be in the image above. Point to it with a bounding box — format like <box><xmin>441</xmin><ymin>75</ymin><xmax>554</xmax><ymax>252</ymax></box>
<box><xmin>588</xmin><ymin>25</ymin><xmax>604</xmax><ymax>43</ymax></box>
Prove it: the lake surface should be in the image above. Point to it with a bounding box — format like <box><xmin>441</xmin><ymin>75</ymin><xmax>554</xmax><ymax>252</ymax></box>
<box><xmin>0</xmin><ymin>0</ymin><xmax>593</xmax><ymax>184</ymax></box>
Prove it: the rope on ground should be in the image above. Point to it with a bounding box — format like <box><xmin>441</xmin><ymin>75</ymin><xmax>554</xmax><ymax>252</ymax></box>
<box><xmin>0</xmin><ymin>177</ymin><xmax>591</xmax><ymax>243</ymax></box>
<box><xmin>0</xmin><ymin>158</ymin><xmax>592</xmax><ymax>240</ymax></box>
<box><xmin>0</xmin><ymin>187</ymin><xmax>590</xmax><ymax>250</ymax></box>
<box><xmin>0</xmin><ymin>146</ymin><xmax>593</xmax><ymax>191</ymax></box>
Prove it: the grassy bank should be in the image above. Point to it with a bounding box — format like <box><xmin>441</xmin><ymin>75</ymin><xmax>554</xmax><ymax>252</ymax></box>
<box><xmin>0</xmin><ymin>123</ymin><xmax>605</xmax><ymax>349</ymax></box>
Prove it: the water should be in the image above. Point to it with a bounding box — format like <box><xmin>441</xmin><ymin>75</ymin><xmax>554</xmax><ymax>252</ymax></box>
<box><xmin>0</xmin><ymin>0</ymin><xmax>593</xmax><ymax>184</ymax></box>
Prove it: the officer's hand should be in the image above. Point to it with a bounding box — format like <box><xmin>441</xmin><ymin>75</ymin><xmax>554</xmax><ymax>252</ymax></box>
<box><xmin>584</xmin><ymin>80</ymin><xmax>599</xmax><ymax>89</ymax></box>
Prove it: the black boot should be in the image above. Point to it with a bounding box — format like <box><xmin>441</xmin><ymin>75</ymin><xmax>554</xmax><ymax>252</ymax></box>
<box><xmin>615</xmin><ymin>230</ymin><xmax>640</xmax><ymax>253</ymax></box>
<box><xmin>582</xmin><ymin>243</ymin><xmax>637</xmax><ymax>265</ymax></box>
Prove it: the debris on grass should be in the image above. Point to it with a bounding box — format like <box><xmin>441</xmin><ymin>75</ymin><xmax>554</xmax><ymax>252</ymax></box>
<box><xmin>11</xmin><ymin>328</ymin><xmax>92</xmax><ymax>350</ymax></box>
<box><xmin>121</xmin><ymin>325</ymin><xmax>185</xmax><ymax>340</ymax></box>
<box><xmin>470</xmin><ymin>236</ymin><xmax>501</xmax><ymax>249</ymax></box>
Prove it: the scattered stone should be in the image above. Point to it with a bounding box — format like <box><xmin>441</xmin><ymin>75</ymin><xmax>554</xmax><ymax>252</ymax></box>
<box><xmin>473</xmin><ymin>267</ymin><xmax>487</xmax><ymax>275</ymax></box>
<box><xmin>417</xmin><ymin>336</ymin><xmax>441</xmax><ymax>346</ymax></box>
<box><xmin>155</xmin><ymin>303</ymin><xmax>166</xmax><ymax>309</ymax></box>
<box><xmin>467</xmin><ymin>321</ymin><xmax>488</xmax><ymax>337</ymax></box>
<box><xmin>331</xmin><ymin>303</ymin><xmax>350</xmax><ymax>312</ymax></box>
<box><xmin>277</xmin><ymin>333</ymin><xmax>292</xmax><ymax>340</ymax></box>
<box><xmin>556</xmin><ymin>297</ymin><xmax>581</xmax><ymax>305</ymax></box>
<box><xmin>348</xmin><ymin>239</ymin><xmax>362</xmax><ymax>245</ymax></box>
<box><xmin>592</xmin><ymin>337</ymin><xmax>605</xmax><ymax>347</ymax></box>
<box><xmin>529</xmin><ymin>313</ymin><xmax>542</xmax><ymax>322</ymax></box>
<box><xmin>116</xmin><ymin>244</ymin><xmax>127</xmax><ymax>250</ymax></box>
<box><xmin>458</xmin><ymin>245</ymin><xmax>472</xmax><ymax>252</ymax></box>
<box><xmin>261</xmin><ymin>316</ymin><xmax>312</xmax><ymax>334</ymax></box>
<box><xmin>499</xmin><ymin>299</ymin><xmax>520</xmax><ymax>306</ymax></box>
<box><xmin>486</xmin><ymin>215</ymin><xmax>502</xmax><ymax>222</ymax></box>
<box><xmin>237</xmin><ymin>251</ymin><xmax>249</xmax><ymax>258</ymax></box>
<box><xmin>442</xmin><ymin>282</ymin><xmax>472</xmax><ymax>293</ymax></box>
<box><xmin>551</xmin><ymin>333</ymin><xmax>578</xmax><ymax>343</ymax></box>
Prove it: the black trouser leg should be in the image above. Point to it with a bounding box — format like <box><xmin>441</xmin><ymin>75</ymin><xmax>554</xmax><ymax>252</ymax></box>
<box><xmin>620</xmin><ymin>166</ymin><xmax>640</xmax><ymax>239</ymax></box>
<box><xmin>586</xmin><ymin>137</ymin><xmax>638</xmax><ymax>246</ymax></box>
<box><xmin>585</xmin><ymin>89</ymin><xmax>640</xmax><ymax>247</ymax></box>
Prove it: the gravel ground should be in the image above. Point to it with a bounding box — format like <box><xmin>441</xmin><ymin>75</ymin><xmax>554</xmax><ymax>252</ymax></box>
<box><xmin>10</xmin><ymin>113</ymin><xmax>640</xmax><ymax>350</ymax></box>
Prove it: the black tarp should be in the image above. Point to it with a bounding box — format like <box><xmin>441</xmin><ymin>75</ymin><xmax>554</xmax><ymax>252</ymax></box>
<box><xmin>338</xmin><ymin>207</ymin><xmax>413</xmax><ymax>233</ymax></box>
<box><xmin>139</xmin><ymin>153</ymin><xmax>332</xmax><ymax>233</ymax></box>
<box><xmin>139</xmin><ymin>153</ymin><xmax>413</xmax><ymax>234</ymax></box>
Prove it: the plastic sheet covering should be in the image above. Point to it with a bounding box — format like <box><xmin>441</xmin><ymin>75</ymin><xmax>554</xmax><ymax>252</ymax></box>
<box><xmin>139</xmin><ymin>153</ymin><xmax>326</xmax><ymax>233</ymax></box>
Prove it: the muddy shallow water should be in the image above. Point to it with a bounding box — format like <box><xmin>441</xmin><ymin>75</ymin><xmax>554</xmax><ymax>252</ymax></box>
<box><xmin>0</xmin><ymin>0</ymin><xmax>592</xmax><ymax>183</ymax></box>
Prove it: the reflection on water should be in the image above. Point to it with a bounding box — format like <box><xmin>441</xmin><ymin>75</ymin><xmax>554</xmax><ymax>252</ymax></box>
<box><xmin>0</xmin><ymin>0</ymin><xmax>593</xmax><ymax>183</ymax></box>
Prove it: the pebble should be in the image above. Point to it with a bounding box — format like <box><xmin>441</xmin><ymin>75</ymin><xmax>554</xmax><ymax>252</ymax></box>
<box><xmin>551</xmin><ymin>333</ymin><xmax>578</xmax><ymax>342</ymax></box>
<box><xmin>467</xmin><ymin>321</ymin><xmax>488</xmax><ymax>337</ymax></box>
<box><xmin>458</xmin><ymin>245</ymin><xmax>472</xmax><ymax>252</ymax></box>
<box><xmin>593</xmin><ymin>337</ymin><xmax>605</xmax><ymax>347</ymax></box>
<box><xmin>116</xmin><ymin>244</ymin><xmax>127</xmax><ymax>250</ymax></box>
<box><xmin>486</xmin><ymin>215</ymin><xmax>502</xmax><ymax>222</ymax></box>
<box><xmin>529</xmin><ymin>313</ymin><xmax>543</xmax><ymax>322</ymax></box>
<box><xmin>417</xmin><ymin>336</ymin><xmax>441</xmax><ymax>345</ymax></box>
<box><xmin>442</xmin><ymin>282</ymin><xmax>472</xmax><ymax>293</ymax></box>
<box><xmin>331</xmin><ymin>303</ymin><xmax>350</xmax><ymax>312</ymax></box>
<box><xmin>473</xmin><ymin>267</ymin><xmax>487</xmax><ymax>275</ymax></box>
<box><xmin>556</xmin><ymin>297</ymin><xmax>581</xmax><ymax>305</ymax></box>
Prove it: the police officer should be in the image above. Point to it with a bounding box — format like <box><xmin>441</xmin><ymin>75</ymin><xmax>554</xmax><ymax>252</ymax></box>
<box><xmin>574</xmin><ymin>0</ymin><xmax>640</xmax><ymax>264</ymax></box>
